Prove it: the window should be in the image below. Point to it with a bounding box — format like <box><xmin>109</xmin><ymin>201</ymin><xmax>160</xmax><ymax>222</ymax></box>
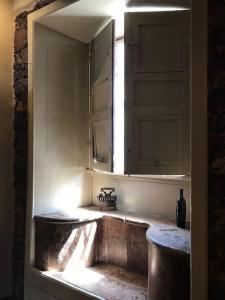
<box><xmin>90</xmin><ymin>10</ymin><xmax>190</xmax><ymax>175</ymax></box>
<box><xmin>113</xmin><ymin>36</ymin><xmax>124</xmax><ymax>174</ymax></box>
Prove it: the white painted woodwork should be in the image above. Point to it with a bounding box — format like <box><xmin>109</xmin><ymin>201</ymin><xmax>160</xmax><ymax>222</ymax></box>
<box><xmin>126</xmin><ymin>0</ymin><xmax>191</xmax><ymax>9</ymax></box>
<box><xmin>28</xmin><ymin>285</ymin><xmax>59</xmax><ymax>300</ymax></box>
<box><xmin>132</xmin><ymin>74</ymin><xmax>184</xmax><ymax>109</ymax></box>
<box><xmin>33</xmin><ymin>23</ymin><xmax>90</xmax><ymax>215</ymax></box>
<box><xmin>133</xmin><ymin>115</ymin><xmax>183</xmax><ymax>167</ymax></box>
<box><xmin>90</xmin><ymin>20</ymin><xmax>114</xmax><ymax>172</ymax></box>
<box><xmin>125</xmin><ymin>11</ymin><xmax>190</xmax><ymax>175</ymax></box>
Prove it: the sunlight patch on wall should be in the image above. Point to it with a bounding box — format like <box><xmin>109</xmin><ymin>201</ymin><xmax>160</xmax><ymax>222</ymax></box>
<box><xmin>51</xmin><ymin>172</ymin><xmax>85</xmax><ymax>214</ymax></box>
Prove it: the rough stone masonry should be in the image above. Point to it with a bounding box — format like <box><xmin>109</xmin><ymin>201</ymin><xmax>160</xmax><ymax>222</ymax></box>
<box><xmin>13</xmin><ymin>1</ymin><xmax>55</xmax><ymax>298</ymax></box>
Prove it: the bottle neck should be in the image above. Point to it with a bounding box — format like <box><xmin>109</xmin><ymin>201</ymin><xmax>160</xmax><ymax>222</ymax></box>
<box><xmin>180</xmin><ymin>189</ymin><xmax>184</xmax><ymax>198</ymax></box>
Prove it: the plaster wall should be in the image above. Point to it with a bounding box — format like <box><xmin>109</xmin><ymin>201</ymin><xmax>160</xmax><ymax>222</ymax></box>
<box><xmin>0</xmin><ymin>0</ymin><xmax>14</xmax><ymax>297</ymax></box>
<box><xmin>91</xmin><ymin>174</ymin><xmax>190</xmax><ymax>220</ymax></box>
<box><xmin>33</xmin><ymin>24</ymin><xmax>90</xmax><ymax>215</ymax></box>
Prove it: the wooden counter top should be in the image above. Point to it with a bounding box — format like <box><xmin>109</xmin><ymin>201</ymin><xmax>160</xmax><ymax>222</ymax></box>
<box><xmin>34</xmin><ymin>205</ymin><xmax>174</xmax><ymax>227</ymax></box>
<box><xmin>146</xmin><ymin>224</ymin><xmax>190</xmax><ymax>255</ymax></box>
<box><xmin>34</xmin><ymin>205</ymin><xmax>190</xmax><ymax>255</ymax></box>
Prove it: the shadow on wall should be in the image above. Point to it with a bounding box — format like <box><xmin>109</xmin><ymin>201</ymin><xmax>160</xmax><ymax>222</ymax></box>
<box><xmin>13</xmin><ymin>1</ymin><xmax>56</xmax><ymax>299</ymax></box>
<box><xmin>208</xmin><ymin>0</ymin><xmax>225</xmax><ymax>298</ymax></box>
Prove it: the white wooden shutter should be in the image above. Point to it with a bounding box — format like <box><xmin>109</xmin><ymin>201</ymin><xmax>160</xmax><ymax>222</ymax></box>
<box><xmin>124</xmin><ymin>11</ymin><xmax>190</xmax><ymax>175</ymax></box>
<box><xmin>90</xmin><ymin>20</ymin><xmax>114</xmax><ymax>172</ymax></box>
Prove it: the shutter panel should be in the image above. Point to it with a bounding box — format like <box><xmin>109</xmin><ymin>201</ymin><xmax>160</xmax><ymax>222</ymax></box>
<box><xmin>124</xmin><ymin>11</ymin><xmax>190</xmax><ymax>175</ymax></box>
<box><xmin>90</xmin><ymin>20</ymin><xmax>114</xmax><ymax>172</ymax></box>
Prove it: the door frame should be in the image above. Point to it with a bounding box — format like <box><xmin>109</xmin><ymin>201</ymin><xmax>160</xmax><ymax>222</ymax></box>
<box><xmin>26</xmin><ymin>1</ymin><xmax>208</xmax><ymax>299</ymax></box>
<box><xmin>191</xmin><ymin>0</ymin><xmax>208</xmax><ymax>299</ymax></box>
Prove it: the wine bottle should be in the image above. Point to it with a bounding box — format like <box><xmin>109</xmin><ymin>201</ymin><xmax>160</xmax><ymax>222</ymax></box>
<box><xmin>176</xmin><ymin>189</ymin><xmax>186</xmax><ymax>229</ymax></box>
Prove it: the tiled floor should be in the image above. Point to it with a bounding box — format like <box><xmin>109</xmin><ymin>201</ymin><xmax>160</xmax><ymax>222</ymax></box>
<box><xmin>47</xmin><ymin>263</ymin><xmax>148</xmax><ymax>300</ymax></box>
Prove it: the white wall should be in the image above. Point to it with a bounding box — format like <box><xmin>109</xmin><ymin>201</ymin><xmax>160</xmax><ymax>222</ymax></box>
<box><xmin>33</xmin><ymin>24</ymin><xmax>90</xmax><ymax>215</ymax></box>
<box><xmin>0</xmin><ymin>0</ymin><xmax>14</xmax><ymax>296</ymax></box>
<box><xmin>91</xmin><ymin>174</ymin><xmax>190</xmax><ymax>220</ymax></box>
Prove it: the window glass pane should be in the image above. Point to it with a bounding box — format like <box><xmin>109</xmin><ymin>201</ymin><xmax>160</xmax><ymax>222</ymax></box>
<box><xmin>113</xmin><ymin>38</ymin><xmax>124</xmax><ymax>174</ymax></box>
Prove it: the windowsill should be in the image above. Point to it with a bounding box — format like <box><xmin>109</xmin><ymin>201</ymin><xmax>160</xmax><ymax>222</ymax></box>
<box><xmin>29</xmin><ymin>267</ymin><xmax>103</xmax><ymax>300</ymax></box>
<box><xmin>86</xmin><ymin>168</ymin><xmax>191</xmax><ymax>184</ymax></box>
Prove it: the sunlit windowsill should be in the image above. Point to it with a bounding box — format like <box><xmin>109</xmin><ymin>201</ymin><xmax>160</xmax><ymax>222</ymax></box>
<box><xmin>29</xmin><ymin>267</ymin><xmax>103</xmax><ymax>300</ymax></box>
<box><xmin>30</xmin><ymin>263</ymin><xmax>148</xmax><ymax>299</ymax></box>
<box><xmin>86</xmin><ymin>168</ymin><xmax>191</xmax><ymax>184</ymax></box>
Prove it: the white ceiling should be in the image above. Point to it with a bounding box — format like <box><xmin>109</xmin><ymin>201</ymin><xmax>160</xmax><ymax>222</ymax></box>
<box><xmin>38</xmin><ymin>0</ymin><xmax>124</xmax><ymax>43</ymax></box>
<box><xmin>38</xmin><ymin>0</ymin><xmax>190</xmax><ymax>43</ymax></box>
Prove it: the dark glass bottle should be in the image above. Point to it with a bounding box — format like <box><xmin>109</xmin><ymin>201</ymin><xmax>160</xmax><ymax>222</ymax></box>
<box><xmin>176</xmin><ymin>189</ymin><xmax>186</xmax><ymax>228</ymax></box>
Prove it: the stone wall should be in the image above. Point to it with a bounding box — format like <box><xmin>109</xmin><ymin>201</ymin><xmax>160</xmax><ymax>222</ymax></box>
<box><xmin>13</xmin><ymin>1</ymin><xmax>55</xmax><ymax>298</ymax></box>
<box><xmin>208</xmin><ymin>0</ymin><xmax>225</xmax><ymax>299</ymax></box>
